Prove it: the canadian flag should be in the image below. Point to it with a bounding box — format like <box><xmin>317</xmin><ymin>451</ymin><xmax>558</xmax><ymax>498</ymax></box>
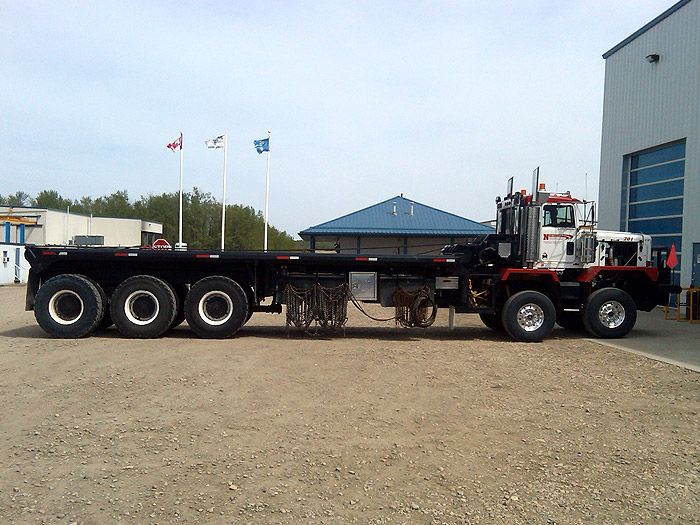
<box><xmin>167</xmin><ymin>133</ymin><xmax>182</xmax><ymax>151</ymax></box>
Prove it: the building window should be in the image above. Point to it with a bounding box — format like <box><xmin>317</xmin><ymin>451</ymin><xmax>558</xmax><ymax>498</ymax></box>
<box><xmin>621</xmin><ymin>140</ymin><xmax>685</xmax><ymax>255</ymax></box>
<box><xmin>141</xmin><ymin>231</ymin><xmax>159</xmax><ymax>246</ymax></box>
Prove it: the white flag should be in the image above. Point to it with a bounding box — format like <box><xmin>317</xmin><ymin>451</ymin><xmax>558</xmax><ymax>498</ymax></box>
<box><xmin>205</xmin><ymin>135</ymin><xmax>225</xmax><ymax>149</ymax></box>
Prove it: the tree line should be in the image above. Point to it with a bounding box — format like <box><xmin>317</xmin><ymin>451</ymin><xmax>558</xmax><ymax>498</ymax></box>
<box><xmin>0</xmin><ymin>189</ymin><xmax>300</xmax><ymax>250</ymax></box>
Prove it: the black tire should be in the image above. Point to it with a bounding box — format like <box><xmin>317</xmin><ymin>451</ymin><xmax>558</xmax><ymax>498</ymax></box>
<box><xmin>479</xmin><ymin>312</ymin><xmax>504</xmax><ymax>332</ymax></box>
<box><xmin>97</xmin><ymin>309</ymin><xmax>114</xmax><ymax>331</ymax></box>
<box><xmin>81</xmin><ymin>276</ymin><xmax>113</xmax><ymax>331</ymax></box>
<box><xmin>184</xmin><ymin>276</ymin><xmax>249</xmax><ymax>339</ymax></box>
<box><xmin>34</xmin><ymin>274</ymin><xmax>103</xmax><ymax>338</ymax></box>
<box><xmin>110</xmin><ymin>275</ymin><xmax>177</xmax><ymax>338</ymax></box>
<box><xmin>501</xmin><ymin>291</ymin><xmax>556</xmax><ymax>342</ymax></box>
<box><xmin>557</xmin><ymin>311</ymin><xmax>584</xmax><ymax>331</ymax></box>
<box><xmin>169</xmin><ymin>284</ymin><xmax>188</xmax><ymax>329</ymax></box>
<box><xmin>171</xmin><ymin>307</ymin><xmax>186</xmax><ymax>329</ymax></box>
<box><xmin>583</xmin><ymin>288</ymin><xmax>637</xmax><ymax>338</ymax></box>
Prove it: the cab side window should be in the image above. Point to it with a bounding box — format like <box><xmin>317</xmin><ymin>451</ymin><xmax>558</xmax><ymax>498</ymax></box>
<box><xmin>543</xmin><ymin>205</ymin><xmax>575</xmax><ymax>228</ymax></box>
<box><xmin>557</xmin><ymin>205</ymin><xmax>575</xmax><ymax>228</ymax></box>
<box><xmin>543</xmin><ymin>205</ymin><xmax>557</xmax><ymax>227</ymax></box>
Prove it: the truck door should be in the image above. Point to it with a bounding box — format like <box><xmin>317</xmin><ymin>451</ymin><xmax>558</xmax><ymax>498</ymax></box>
<box><xmin>539</xmin><ymin>204</ymin><xmax>577</xmax><ymax>268</ymax></box>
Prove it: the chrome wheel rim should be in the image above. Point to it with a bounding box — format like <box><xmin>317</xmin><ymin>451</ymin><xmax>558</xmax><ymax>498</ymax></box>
<box><xmin>198</xmin><ymin>291</ymin><xmax>233</xmax><ymax>326</ymax></box>
<box><xmin>516</xmin><ymin>303</ymin><xmax>545</xmax><ymax>332</ymax></box>
<box><xmin>598</xmin><ymin>300</ymin><xmax>625</xmax><ymax>328</ymax></box>
<box><xmin>48</xmin><ymin>290</ymin><xmax>84</xmax><ymax>325</ymax></box>
<box><xmin>124</xmin><ymin>290</ymin><xmax>160</xmax><ymax>325</ymax></box>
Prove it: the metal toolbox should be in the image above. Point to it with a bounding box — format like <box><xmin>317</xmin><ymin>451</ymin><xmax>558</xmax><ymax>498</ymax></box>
<box><xmin>435</xmin><ymin>276</ymin><xmax>460</xmax><ymax>290</ymax></box>
<box><xmin>349</xmin><ymin>272</ymin><xmax>377</xmax><ymax>300</ymax></box>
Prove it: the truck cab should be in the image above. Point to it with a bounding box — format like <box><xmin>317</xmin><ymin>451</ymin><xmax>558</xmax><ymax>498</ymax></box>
<box><xmin>538</xmin><ymin>195</ymin><xmax>580</xmax><ymax>269</ymax></box>
<box><xmin>534</xmin><ymin>192</ymin><xmax>652</xmax><ymax>271</ymax></box>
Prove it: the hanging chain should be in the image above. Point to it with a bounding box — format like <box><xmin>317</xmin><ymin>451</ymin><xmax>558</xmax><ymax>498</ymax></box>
<box><xmin>284</xmin><ymin>283</ymin><xmax>349</xmax><ymax>334</ymax></box>
<box><xmin>393</xmin><ymin>286</ymin><xmax>437</xmax><ymax>328</ymax></box>
<box><xmin>285</xmin><ymin>283</ymin><xmax>438</xmax><ymax>333</ymax></box>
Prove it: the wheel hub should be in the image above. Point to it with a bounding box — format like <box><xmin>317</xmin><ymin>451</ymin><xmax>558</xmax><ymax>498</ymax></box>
<box><xmin>49</xmin><ymin>290</ymin><xmax>84</xmax><ymax>325</ymax></box>
<box><xmin>199</xmin><ymin>291</ymin><xmax>234</xmax><ymax>325</ymax></box>
<box><xmin>516</xmin><ymin>303</ymin><xmax>545</xmax><ymax>332</ymax></box>
<box><xmin>598</xmin><ymin>300</ymin><xmax>625</xmax><ymax>328</ymax></box>
<box><xmin>124</xmin><ymin>290</ymin><xmax>160</xmax><ymax>325</ymax></box>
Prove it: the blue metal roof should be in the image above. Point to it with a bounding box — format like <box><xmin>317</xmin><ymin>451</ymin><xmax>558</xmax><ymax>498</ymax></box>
<box><xmin>299</xmin><ymin>196</ymin><xmax>494</xmax><ymax>238</ymax></box>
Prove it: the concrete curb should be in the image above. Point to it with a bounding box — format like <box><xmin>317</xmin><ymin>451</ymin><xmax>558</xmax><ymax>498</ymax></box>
<box><xmin>585</xmin><ymin>338</ymin><xmax>700</xmax><ymax>373</ymax></box>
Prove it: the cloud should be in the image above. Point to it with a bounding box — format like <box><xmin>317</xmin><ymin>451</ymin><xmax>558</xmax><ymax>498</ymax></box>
<box><xmin>0</xmin><ymin>0</ymin><xmax>671</xmax><ymax>235</ymax></box>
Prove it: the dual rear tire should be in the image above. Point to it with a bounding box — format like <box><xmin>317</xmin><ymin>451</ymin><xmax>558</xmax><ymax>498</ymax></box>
<box><xmin>184</xmin><ymin>276</ymin><xmax>249</xmax><ymax>338</ymax></box>
<box><xmin>109</xmin><ymin>275</ymin><xmax>177</xmax><ymax>338</ymax></box>
<box><xmin>555</xmin><ymin>289</ymin><xmax>637</xmax><ymax>338</ymax></box>
<box><xmin>582</xmin><ymin>288</ymin><xmax>636</xmax><ymax>338</ymax></box>
<box><xmin>34</xmin><ymin>274</ymin><xmax>104</xmax><ymax>338</ymax></box>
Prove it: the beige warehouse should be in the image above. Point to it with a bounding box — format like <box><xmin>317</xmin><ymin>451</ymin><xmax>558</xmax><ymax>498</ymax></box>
<box><xmin>0</xmin><ymin>206</ymin><xmax>162</xmax><ymax>247</ymax></box>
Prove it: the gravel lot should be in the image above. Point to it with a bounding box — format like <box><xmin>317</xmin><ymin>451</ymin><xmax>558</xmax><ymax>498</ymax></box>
<box><xmin>0</xmin><ymin>284</ymin><xmax>698</xmax><ymax>524</ymax></box>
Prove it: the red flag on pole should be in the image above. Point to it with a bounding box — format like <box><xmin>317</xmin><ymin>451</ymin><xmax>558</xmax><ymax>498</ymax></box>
<box><xmin>666</xmin><ymin>243</ymin><xmax>678</xmax><ymax>269</ymax></box>
<box><xmin>167</xmin><ymin>133</ymin><xmax>182</xmax><ymax>151</ymax></box>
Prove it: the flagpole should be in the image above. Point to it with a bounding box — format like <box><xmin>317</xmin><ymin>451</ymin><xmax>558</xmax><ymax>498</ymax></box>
<box><xmin>263</xmin><ymin>130</ymin><xmax>271</xmax><ymax>252</ymax></box>
<box><xmin>221</xmin><ymin>133</ymin><xmax>228</xmax><ymax>251</ymax></box>
<box><xmin>178</xmin><ymin>132</ymin><xmax>183</xmax><ymax>248</ymax></box>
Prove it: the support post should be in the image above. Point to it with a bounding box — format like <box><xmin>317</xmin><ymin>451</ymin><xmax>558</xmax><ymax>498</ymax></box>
<box><xmin>221</xmin><ymin>134</ymin><xmax>228</xmax><ymax>251</ymax></box>
<box><xmin>178</xmin><ymin>132</ymin><xmax>184</xmax><ymax>247</ymax></box>
<box><xmin>65</xmin><ymin>205</ymin><xmax>70</xmax><ymax>244</ymax></box>
<box><xmin>263</xmin><ymin>130</ymin><xmax>271</xmax><ymax>252</ymax></box>
<box><xmin>448</xmin><ymin>306</ymin><xmax>455</xmax><ymax>331</ymax></box>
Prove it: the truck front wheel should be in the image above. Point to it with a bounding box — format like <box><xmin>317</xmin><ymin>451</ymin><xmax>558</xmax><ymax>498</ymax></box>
<box><xmin>110</xmin><ymin>276</ymin><xmax>177</xmax><ymax>338</ymax></box>
<box><xmin>583</xmin><ymin>288</ymin><xmax>637</xmax><ymax>338</ymax></box>
<box><xmin>184</xmin><ymin>276</ymin><xmax>249</xmax><ymax>338</ymax></box>
<box><xmin>501</xmin><ymin>291</ymin><xmax>556</xmax><ymax>342</ymax></box>
<box><xmin>34</xmin><ymin>274</ymin><xmax>104</xmax><ymax>338</ymax></box>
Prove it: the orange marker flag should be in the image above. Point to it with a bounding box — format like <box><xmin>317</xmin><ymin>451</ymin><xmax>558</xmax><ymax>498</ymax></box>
<box><xmin>666</xmin><ymin>243</ymin><xmax>678</xmax><ymax>269</ymax></box>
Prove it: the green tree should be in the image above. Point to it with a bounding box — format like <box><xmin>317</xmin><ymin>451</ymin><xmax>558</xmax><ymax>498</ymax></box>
<box><xmin>72</xmin><ymin>196</ymin><xmax>96</xmax><ymax>215</ymax></box>
<box><xmin>92</xmin><ymin>190</ymin><xmax>133</xmax><ymax>218</ymax></box>
<box><xmin>7</xmin><ymin>187</ymin><xmax>298</xmax><ymax>250</ymax></box>
<box><xmin>134</xmin><ymin>191</ymin><xmax>179</xmax><ymax>241</ymax></box>
<box><xmin>33</xmin><ymin>190</ymin><xmax>74</xmax><ymax>210</ymax></box>
<box><xmin>1</xmin><ymin>191</ymin><xmax>32</xmax><ymax>206</ymax></box>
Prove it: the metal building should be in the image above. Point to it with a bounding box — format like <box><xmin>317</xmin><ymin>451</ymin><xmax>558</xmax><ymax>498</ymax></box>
<box><xmin>598</xmin><ymin>0</ymin><xmax>699</xmax><ymax>287</ymax></box>
<box><xmin>0</xmin><ymin>206</ymin><xmax>163</xmax><ymax>247</ymax></box>
<box><xmin>299</xmin><ymin>195</ymin><xmax>493</xmax><ymax>255</ymax></box>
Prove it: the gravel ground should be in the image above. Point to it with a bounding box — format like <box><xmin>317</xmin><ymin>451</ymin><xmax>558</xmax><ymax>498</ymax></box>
<box><xmin>0</xmin><ymin>284</ymin><xmax>698</xmax><ymax>524</ymax></box>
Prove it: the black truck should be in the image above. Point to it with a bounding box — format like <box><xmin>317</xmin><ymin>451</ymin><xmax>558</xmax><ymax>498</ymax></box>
<box><xmin>24</xmin><ymin>183</ymin><xmax>676</xmax><ymax>342</ymax></box>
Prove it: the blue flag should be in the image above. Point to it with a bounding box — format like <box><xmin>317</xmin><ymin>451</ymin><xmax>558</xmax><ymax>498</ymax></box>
<box><xmin>254</xmin><ymin>138</ymin><xmax>269</xmax><ymax>154</ymax></box>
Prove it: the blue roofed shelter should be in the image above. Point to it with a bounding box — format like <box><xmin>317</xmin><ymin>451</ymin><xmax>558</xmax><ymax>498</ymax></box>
<box><xmin>299</xmin><ymin>195</ymin><xmax>494</xmax><ymax>255</ymax></box>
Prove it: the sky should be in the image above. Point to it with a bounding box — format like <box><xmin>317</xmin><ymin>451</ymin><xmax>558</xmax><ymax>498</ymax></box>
<box><xmin>0</xmin><ymin>0</ymin><xmax>675</xmax><ymax>238</ymax></box>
